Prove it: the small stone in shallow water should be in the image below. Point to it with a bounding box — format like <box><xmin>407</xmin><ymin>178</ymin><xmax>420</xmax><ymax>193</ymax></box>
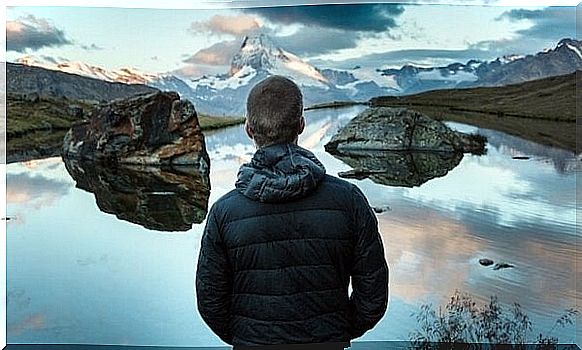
<box><xmin>372</xmin><ymin>206</ymin><xmax>391</xmax><ymax>214</ymax></box>
<box><xmin>479</xmin><ymin>258</ymin><xmax>494</xmax><ymax>266</ymax></box>
<box><xmin>493</xmin><ymin>263</ymin><xmax>514</xmax><ymax>270</ymax></box>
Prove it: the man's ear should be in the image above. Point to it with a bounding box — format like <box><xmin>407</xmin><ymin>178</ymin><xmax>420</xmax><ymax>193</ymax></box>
<box><xmin>245</xmin><ymin>120</ymin><xmax>254</xmax><ymax>140</ymax></box>
<box><xmin>298</xmin><ymin>116</ymin><xmax>305</xmax><ymax>135</ymax></box>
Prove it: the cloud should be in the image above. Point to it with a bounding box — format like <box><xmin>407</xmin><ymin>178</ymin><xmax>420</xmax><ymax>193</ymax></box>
<box><xmin>497</xmin><ymin>7</ymin><xmax>575</xmax><ymax>40</ymax></box>
<box><xmin>191</xmin><ymin>14</ymin><xmax>261</xmax><ymax>36</ymax></box>
<box><xmin>273</xmin><ymin>27</ymin><xmax>360</xmax><ymax>56</ymax></box>
<box><xmin>40</xmin><ymin>55</ymin><xmax>58</xmax><ymax>64</ymax></box>
<box><xmin>175</xmin><ymin>40</ymin><xmax>239</xmax><ymax>78</ymax></box>
<box><xmin>172</xmin><ymin>63</ymin><xmax>227</xmax><ymax>79</ymax></box>
<box><xmin>244</xmin><ymin>3</ymin><xmax>405</xmax><ymax>33</ymax></box>
<box><xmin>183</xmin><ymin>39</ymin><xmax>240</xmax><ymax>66</ymax></box>
<box><xmin>80</xmin><ymin>43</ymin><xmax>104</xmax><ymax>51</ymax></box>
<box><xmin>456</xmin><ymin>7</ymin><xmax>576</xmax><ymax>58</ymax></box>
<box><xmin>313</xmin><ymin>47</ymin><xmax>496</xmax><ymax>70</ymax></box>
<box><xmin>7</xmin><ymin>313</ymin><xmax>46</xmax><ymax>336</ymax></box>
<box><xmin>317</xmin><ymin>6</ymin><xmax>575</xmax><ymax>70</ymax></box>
<box><xmin>7</xmin><ymin>173</ymin><xmax>70</xmax><ymax>209</ymax></box>
<box><xmin>6</xmin><ymin>15</ymin><xmax>72</xmax><ymax>52</ymax></box>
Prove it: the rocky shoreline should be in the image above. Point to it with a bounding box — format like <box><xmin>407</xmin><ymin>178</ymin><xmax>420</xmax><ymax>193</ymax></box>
<box><xmin>324</xmin><ymin>107</ymin><xmax>486</xmax><ymax>187</ymax></box>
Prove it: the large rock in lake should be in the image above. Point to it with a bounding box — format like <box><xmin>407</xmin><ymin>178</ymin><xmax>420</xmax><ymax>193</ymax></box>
<box><xmin>62</xmin><ymin>91</ymin><xmax>209</xmax><ymax>172</ymax></box>
<box><xmin>324</xmin><ymin>107</ymin><xmax>487</xmax><ymax>187</ymax></box>
<box><xmin>324</xmin><ymin>107</ymin><xmax>485</xmax><ymax>154</ymax></box>
<box><xmin>334</xmin><ymin>150</ymin><xmax>463</xmax><ymax>188</ymax></box>
<box><xmin>63</xmin><ymin>158</ymin><xmax>210</xmax><ymax>232</ymax></box>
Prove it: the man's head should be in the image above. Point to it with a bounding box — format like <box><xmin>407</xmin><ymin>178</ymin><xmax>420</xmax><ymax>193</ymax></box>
<box><xmin>245</xmin><ymin>75</ymin><xmax>305</xmax><ymax>148</ymax></box>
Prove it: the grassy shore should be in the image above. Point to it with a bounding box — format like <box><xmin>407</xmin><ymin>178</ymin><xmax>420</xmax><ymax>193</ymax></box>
<box><xmin>370</xmin><ymin>71</ymin><xmax>577</xmax><ymax>153</ymax></box>
<box><xmin>7</xmin><ymin>94</ymin><xmax>93</xmax><ymax>138</ymax></box>
<box><xmin>304</xmin><ymin>101</ymin><xmax>369</xmax><ymax>111</ymax></box>
<box><xmin>198</xmin><ymin>114</ymin><xmax>245</xmax><ymax>131</ymax></box>
<box><xmin>6</xmin><ymin>94</ymin><xmax>245</xmax><ymax>163</ymax></box>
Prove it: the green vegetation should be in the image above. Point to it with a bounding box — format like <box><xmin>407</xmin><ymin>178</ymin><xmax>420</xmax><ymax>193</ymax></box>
<box><xmin>410</xmin><ymin>290</ymin><xmax>578</xmax><ymax>349</ymax></box>
<box><xmin>370</xmin><ymin>72</ymin><xmax>577</xmax><ymax>152</ymax></box>
<box><xmin>7</xmin><ymin>94</ymin><xmax>94</xmax><ymax>137</ymax></box>
<box><xmin>198</xmin><ymin>114</ymin><xmax>245</xmax><ymax>131</ymax></box>
<box><xmin>6</xmin><ymin>93</ymin><xmax>245</xmax><ymax>163</ymax></box>
<box><xmin>7</xmin><ymin>129</ymin><xmax>69</xmax><ymax>163</ymax></box>
<box><xmin>304</xmin><ymin>100</ymin><xmax>369</xmax><ymax>111</ymax></box>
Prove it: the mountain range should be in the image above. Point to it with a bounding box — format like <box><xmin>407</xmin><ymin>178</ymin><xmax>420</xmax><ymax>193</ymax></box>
<box><xmin>378</xmin><ymin>38</ymin><xmax>582</xmax><ymax>94</ymax></box>
<box><xmin>11</xmin><ymin>35</ymin><xmax>582</xmax><ymax>116</ymax></box>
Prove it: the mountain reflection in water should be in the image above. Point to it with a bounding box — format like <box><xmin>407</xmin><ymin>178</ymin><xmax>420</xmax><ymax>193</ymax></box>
<box><xmin>330</xmin><ymin>149</ymin><xmax>464</xmax><ymax>188</ymax></box>
<box><xmin>63</xmin><ymin>158</ymin><xmax>210</xmax><ymax>231</ymax></box>
<box><xmin>5</xmin><ymin>106</ymin><xmax>579</xmax><ymax>346</ymax></box>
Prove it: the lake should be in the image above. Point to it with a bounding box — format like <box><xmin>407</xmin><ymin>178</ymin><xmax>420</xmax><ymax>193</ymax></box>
<box><xmin>6</xmin><ymin>106</ymin><xmax>580</xmax><ymax>346</ymax></box>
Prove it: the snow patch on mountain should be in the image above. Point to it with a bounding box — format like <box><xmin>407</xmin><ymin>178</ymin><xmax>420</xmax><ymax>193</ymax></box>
<box><xmin>15</xmin><ymin>55</ymin><xmax>161</xmax><ymax>84</ymax></box>
<box><xmin>189</xmin><ymin>66</ymin><xmax>258</xmax><ymax>91</ymax></box>
<box><xmin>566</xmin><ymin>43</ymin><xmax>582</xmax><ymax>59</ymax></box>
<box><xmin>349</xmin><ymin>67</ymin><xmax>400</xmax><ymax>90</ymax></box>
<box><xmin>416</xmin><ymin>69</ymin><xmax>478</xmax><ymax>82</ymax></box>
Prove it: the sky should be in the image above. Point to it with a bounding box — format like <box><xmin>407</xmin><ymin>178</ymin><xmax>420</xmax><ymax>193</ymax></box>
<box><xmin>4</xmin><ymin>3</ymin><xmax>578</xmax><ymax>78</ymax></box>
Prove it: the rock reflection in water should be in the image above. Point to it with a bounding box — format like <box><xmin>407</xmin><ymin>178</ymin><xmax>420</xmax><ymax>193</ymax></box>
<box><xmin>329</xmin><ymin>149</ymin><xmax>463</xmax><ymax>188</ymax></box>
<box><xmin>63</xmin><ymin>159</ymin><xmax>210</xmax><ymax>231</ymax></box>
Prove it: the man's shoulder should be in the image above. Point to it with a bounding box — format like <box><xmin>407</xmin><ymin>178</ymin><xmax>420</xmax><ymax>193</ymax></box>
<box><xmin>208</xmin><ymin>175</ymin><xmax>364</xmax><ymax>221</ymax></box>
<box><xmin>320</xmin><ymin>174</ymin><xmax>358</xmax><ymax>194</ymax></box>
<box><xmin>212</xmin><ymin>188</ymin><xmax>244</xmax><ymax>211</ymax></box>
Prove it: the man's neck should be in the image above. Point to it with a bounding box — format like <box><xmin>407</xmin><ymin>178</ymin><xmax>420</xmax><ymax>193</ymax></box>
<box><xmin>255</xmin><ymin>139</ymin><xmax>299</xmax><ymax>149</ymax></box>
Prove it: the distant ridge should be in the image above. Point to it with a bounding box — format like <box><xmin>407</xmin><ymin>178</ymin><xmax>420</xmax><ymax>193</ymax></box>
<box><xmin>371</xmin><ymin>71</ymin><xmax>578</xmax><ymax>152</ymax></box>
<box><xmin>7</xmin><ymin>62</ymin><xmax>157</xmax><ymax>103</ymax></box>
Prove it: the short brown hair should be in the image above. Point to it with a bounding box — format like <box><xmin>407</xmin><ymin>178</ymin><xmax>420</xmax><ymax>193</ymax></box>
<box><xmin>246</xmin><ymin>75</ymin><xmax>303</xmax><ymax>147</ymax></box>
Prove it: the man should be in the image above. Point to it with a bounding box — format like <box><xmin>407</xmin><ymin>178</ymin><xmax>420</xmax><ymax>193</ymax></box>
<box><xmin>196</xmin><ymin>75</ymin><xmax>389</xmax><ymax>349</ymax></box>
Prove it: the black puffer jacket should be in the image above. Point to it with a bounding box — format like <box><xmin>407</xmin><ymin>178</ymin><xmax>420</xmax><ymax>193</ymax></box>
<box><xmin>196</xmin><ymin>143</ymin><xmax>389</xmax><ymax>347</ymax></box>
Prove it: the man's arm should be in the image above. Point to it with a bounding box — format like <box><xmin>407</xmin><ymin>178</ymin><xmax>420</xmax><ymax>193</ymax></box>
<box><xmin>348</xmin><ymin>185</ymin><xmax>389</xmax><ymax>340</ymax></box>
<box><xmin>195</xmin><ymin>206</ymin><xmax>233</xmax><ymax>345</ymax></box>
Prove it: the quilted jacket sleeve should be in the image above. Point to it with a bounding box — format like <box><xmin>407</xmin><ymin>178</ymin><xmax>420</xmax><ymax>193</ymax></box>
<box><xmin>195</xmin><ymin>206</ymin><xmax>233</xmax><ymax>345</ymax></box>
<box><xmin>348</xmin><ymin>185</ymin><xmax>389</xmax><ymax>339</ymax></box>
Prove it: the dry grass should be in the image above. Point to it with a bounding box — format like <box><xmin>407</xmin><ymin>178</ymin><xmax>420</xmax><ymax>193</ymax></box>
<box><xmin>6</xmin><ymin>94</ymin><xmax>245</xmax><ymax>163</ymax></box>
<box><xmin>370</xmin><ymin>71</ymin><xmax>577</xmax><ymax>152</ymax></box>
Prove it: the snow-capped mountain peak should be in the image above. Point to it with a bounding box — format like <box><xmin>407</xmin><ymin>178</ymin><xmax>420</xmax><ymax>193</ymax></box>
<box><xmin>229</xmin><ymin>32</ymin><xmax>329</xmax><ymax>86</ymax></box>
<box><xmin>229</xmin><ymin>33</ymin><xmax>279</xmax><ymax>75</ymax></box>
<box><xmin>556</xmin><ymin>38</ymin><xmax>582</xmax><ymax>60</ymax></box>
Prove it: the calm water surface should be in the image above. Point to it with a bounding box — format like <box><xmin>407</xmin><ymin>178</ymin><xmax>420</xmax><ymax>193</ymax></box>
<box><xmin>7</xmin><ymin>106</ymin><xmax>580</xmax><ymax>346</ymax></box>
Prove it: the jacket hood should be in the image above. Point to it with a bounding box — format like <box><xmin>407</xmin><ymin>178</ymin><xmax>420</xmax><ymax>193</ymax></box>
<box><xmin>235</xmin><ymin>143</ymin><xmax>326</xmax><ymax>203</ymax></box>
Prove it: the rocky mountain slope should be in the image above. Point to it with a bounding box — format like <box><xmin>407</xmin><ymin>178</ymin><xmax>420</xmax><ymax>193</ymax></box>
<box><xmin>378</xmin><ymin>38</ymin><xmax>582</xmax><ymax>94</ymax></box>
<box><xmin>7</xmin><ymin>62</ymin><xmax>157</xmax><ymax>103</ymax></box>
<box><xmin>183</xmin><ymin>33</ymin><xmax>396</xmax><ymax>115</ymax></box>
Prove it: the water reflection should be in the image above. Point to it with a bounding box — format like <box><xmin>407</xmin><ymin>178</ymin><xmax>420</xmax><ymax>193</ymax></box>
<box><xmin>329</xmin><ymin>149</ymin><xmax>464</xmax><ymax>187</ymax></box>
<box><xmin>6</xmin><ymin>106</ymin><xmax>580</xmax><ymax>346</ymax></box>
<box><xmin>63</xmin><ymin>159</ymin><xmax>210</xmax><ymax>232</ymax></box>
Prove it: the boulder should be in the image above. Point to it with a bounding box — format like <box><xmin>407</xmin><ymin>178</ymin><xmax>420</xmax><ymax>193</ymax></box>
<box><xmin>62</xmin><ymin>91</ymin><xmax>210</xmax><ymax>172</ymax></box>
<box><xmin>479</xmin><ymin>258</ymin><xmax>494</xmax><ymax>266</ymax></box>
<box><xmin>493</xmin><ymin>263</ymin><xmax>514</xmax><ymax>270</ymax></box>
<box><xmin>324</xmin><ymin>107</ymin><xmax>486</xmax><ymax>154</ymax></box>
<box><xmin>372</xmin><ymin>205</ymin><xmax>391</xmax><ymax>214</ymax></box>
<box><xmin>63</xmin><ymin>158</ymin><xmax>210</xmax><ymax>232</ymax></box>
<box><xmin>334</xmin><ymin>149</ymin><xmax>463</xmax><ymax>187</ymax></box>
